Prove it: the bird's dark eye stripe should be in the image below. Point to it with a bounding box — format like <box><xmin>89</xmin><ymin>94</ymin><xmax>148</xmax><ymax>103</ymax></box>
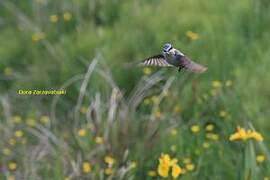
<box><xmin>163</xmin><ymin>47</ymin><xmax>172</xmax><ymax>52</ymax></box>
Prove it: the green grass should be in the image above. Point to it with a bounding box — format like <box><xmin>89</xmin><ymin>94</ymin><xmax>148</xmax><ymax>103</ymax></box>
<box><xmin>0</xmin><ymin>0</ymin><xmax>270</xmax><ymax>179</ymax></box>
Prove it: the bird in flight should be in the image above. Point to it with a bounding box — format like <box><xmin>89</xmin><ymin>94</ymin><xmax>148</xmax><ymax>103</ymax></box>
<box><xmin>140</xmin><ymin>43</ymin><xmax>207</xmax><ymax>73</ymax></box>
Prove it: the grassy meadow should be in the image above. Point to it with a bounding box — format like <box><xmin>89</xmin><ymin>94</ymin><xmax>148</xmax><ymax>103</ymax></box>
<box><xmin>1</xmin><ymin>0</ymin><xmax>270</xmax><ymax>179</ymax></box>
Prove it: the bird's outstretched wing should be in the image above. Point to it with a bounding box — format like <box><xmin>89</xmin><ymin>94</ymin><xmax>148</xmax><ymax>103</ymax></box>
<box><xmin>140</xmin><ymin>55</ymin><xmax>172</xmax><ymax>67</ymax></box>
<box><xmin>181</xmin><ymin>56</ymin><xmax>207</xmax><ymax>73</ymax></box>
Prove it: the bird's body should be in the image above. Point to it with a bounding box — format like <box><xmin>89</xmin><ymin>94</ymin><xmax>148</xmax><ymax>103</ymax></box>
<box><xmin>163</xmin><ymin>48</ymin><xmax>183</xmax><ymax>66</ymax></box>
<box><xmin>140</xmin><ymin>43</ymin><xmax>207</xmax><ymax>73</ymax></box>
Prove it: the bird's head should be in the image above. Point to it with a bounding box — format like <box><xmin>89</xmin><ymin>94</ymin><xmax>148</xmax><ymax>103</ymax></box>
<box><xmin>163</xmin><ymin>43</ymin><xmax>173</xmax><ymax>53</ymax></box>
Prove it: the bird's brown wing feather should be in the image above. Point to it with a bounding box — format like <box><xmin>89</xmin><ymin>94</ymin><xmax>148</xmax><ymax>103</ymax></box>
<box><xmin>181</xmin><ymin>56</ymin><xmax>207</xmax><ymax>73</ymax></box>
<box><xmin>140</xmin><ymin>55</ymin><xmax>172</xmax><ymax>67</ymax></box>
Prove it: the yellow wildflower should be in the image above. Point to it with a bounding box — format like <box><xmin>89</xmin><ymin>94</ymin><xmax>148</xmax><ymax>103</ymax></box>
<box><xmin>248</xmin><ymin>131</ymin><xmax>263</xmax><ymax>141</ymax></box>
<box><xmin>170</xmin><ymin>158</ymin><xmax>178</xmax><ymax>166</ymax></box>
<box><xmin>186</xmin><ymin>31</ymin><xmax>199</xmax><ymax>41</ymax></box>
<box><xmin>219</xmin><ymin>111</ymin><xmax>228</xmax><ymax>118</ymax></box>
<box><xmin>172</xmin><ymin>164</ymin><xmax>182</xmax><ymax>178</ymax></box>
<box><xmin>26</xmin><ymin>118</ymin><xmax>36</xmax><ymax>127</ymax></box>
<box><xmin>203</xmin><ymin>142</ymin><xmax>210</xmax><ymax>149</ymax></box>
<box><xmin>158</xmin><ymin>163</ymin><xmax>169</xmax><ymax>178</ymax></box>
<box><xmin>264</xmin><ymin>177</ymin><xmax>269</xmax><ymax>180</ymax></box>
<box><xmin>186</xmin><ymin>163</ymin><xmax>195</xmax><ymax>171</ymax></box>
<box><xmin>105</xmin><ymin>168</ymin><xmax>113</xmax><ymax>175</ymax></box>
<box><xmin>148</xmin><ymin>170</ymin><xmax>157</xmax><ymax>177</ymax></box>
<box><xmin>4</xmin><ymin>67</ymin><xmax>13</xmax><ymax>76</ymax></box>
<box><xmin>183</xmin><ymin>158</ymin><xmax>191</xmax><ymax>164</ymax></box>
<box><xmin>32</xmin><ymin>34</ymin><xmax>39</xmax><ymax>42</ymax></box>
<box><xmin>94</xmin><ymin>136</ymin><xmax>103</xmax><ymax>144</ymax></box>
<box><xmin>173</xmin><ymin>105</ymin><xmax>181</xmax><ymax>113</ymax></box>
<box><xmin>229</xmin><ymin>126</ymin><xmax>263</xmax><ymax>142</ymax></box>
<box><xmin>225</xmin><ymin>80</ymin><xmax>233</xmax><ymax>87</ymax></box>
<box><xmin>130</xmin><ymin>161</ymin><xmax>137</xmax><ymax>169</ymax></box>
<box><xmin>104</xmin><ymin>155</ymin><xmax>115</xmax><ymax>165</ymax></box>
<box><xmin>157</xmin><ymin>153</ymin><xmax>183</xmax><ymax>178</ymax></box>
<box><xmin>170</xmin><ymin>128</ymin><xmax>178</xmax><ymax>136</ymax></box>
<box><xmin>9</xmin><ymin>138</ymin><xmax>16</xmax><ymax>146</ymax></box>
<box><xmin>159</xmin><ymin>153</ymin><xmax>178</xmax><ymax>166</ymax></box>
<box><xmin>154</xmin><ymin>108</ymin><xmax>162</xmax><ymax>119</ymax></box>
<box><xmin>210</xmin><ymin>133</ymin><xmax>219</xmax><ymax>140</ymax></box>
<box><xmin>143</xmin><ymin>67</ymin><xmax>152</xmax><ymax>75</ymax></box>
<box><xmin>78</xmin><ymin>129</ymin><xmax>86</xmax><ymax>137</ymax></box>
<box><xmin>49</xmin><ymin>14</ymin><xmax>58</xmax><ymax>23</ymax></box>
<box><xmin>40</xmin><ymin>115</ymin><xmax>50</xmax><ymax>124</ymax></box>
<box><xmin>82</xmin><ymin>162</ymin><xmax>91</xmax><ymax>173</ymax></box>
<box><xmin>163</xmin><ymin>90</ymin><xmax>170</xmax><ymax>97</ymax></box>
<box><xmin>212</xmin><ymin>80</ymin><xmax>222</xmax><ymax>88</ymax></box>
<box><xmin>206</xmin><ymin>124</ymin><xmax>214</xmax><ymax>131</ymax></box>
<box><xmin>181</xmin><ymin>168</ymin><xmax>187</xmax><ymax>174</ymax></box>
<box><xmin>191</xmin><ymin>125</ymin><xmax>200</xmax><ymax>133</ymax></box>
<box><xmin>229</xmin><ymin>127</ymin><xmax>247</xmax><ymax>141</ymax></box>
<box><xmin>256</xmin><ymin>154</ymin><xmax>265</xmax><ymax>163</ymax></box>
<box><xmin>63</xmin><ymin>11</ymin><xmax>72</xmax><ymax>21</ymax></box>
<box><xmin>14</xmin><ymin>130</ymin><xmax>24</xmax><ymax>138</ymax></box>
<box><xmin>151</xmin><ymin>96</ymin><xmax>159</xmax><ymax>103</ymax></box>
<box><xmin>8</xmin><ymin>162</ymin><xmax>17</xmax><ymax>171</ymax></box>
<box><xmin>32</xmin><ymin>32</ymin><xmax>45</xmax><ymax>42</ymax></box>
<box><xmin>3</xmin><ymin>148</ymin><xmax>11</xmax><ymax>156</ymax></box>
<box><xmin>7</xmin><ymin>176</ymin><xmax>15</xmax><ymax>180</ymax></box>
<box><xmin>206</xmin><ymin>133</ymin><xmax>219</xmax><ymax>141</ymax></box>
<box><xmin>22</xmin><ymin>138</ymin><xmax>27</xmax><ymax>144</ymax></box>
<box><xmin>12</xmin><ymin>115</ymin><xmax>22</xmax><ymax>124</ymax></box>
<box><xmin>80</xmin><ymin>106</ymin><xmax>87</xmax><ymax>114</ymax></box>
<box><xmin>210</xmin><ymin>89</ymin><xmax>218</xmax><ymax>96</ymax></box>
<box><xmin>143</xmin><ymin>98</ymin><xmax>151</xmax><ymax>106</ymax></box>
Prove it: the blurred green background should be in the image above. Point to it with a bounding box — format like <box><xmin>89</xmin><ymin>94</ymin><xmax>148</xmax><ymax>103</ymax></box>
<box><xmin>0</xmin><ymin>0</ymin><xmax>270</xmax><ymax>179</ymax></box>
